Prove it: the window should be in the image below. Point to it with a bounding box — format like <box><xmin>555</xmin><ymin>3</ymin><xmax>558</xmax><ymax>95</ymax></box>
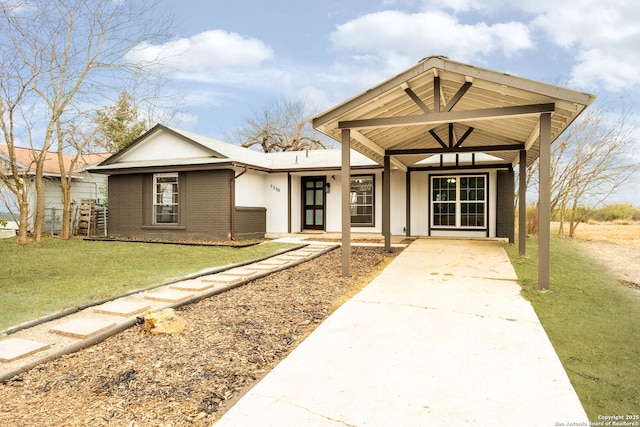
<box><xmin>350</xmin><ymin>175</ymin><xmax>374</xmax><ymax>226</ymax></box>
<box><xmin>153</xmin><ymin>173</ymin><xmax>178</xmax><ymax>224</ymax></box>
<box><xmin>432</xmin><ymin>177</ymin><xmax>457</xmax><ymax>226</ymax></box>
<box><xmin>431</xmin><ymin>175</ymin><xmax>486</xmax><ymax>229</ymax></box>
<box><xmin>460</xmin><ymin>176</ymin><xmax>485</xmax><ymax>227</ymax></box>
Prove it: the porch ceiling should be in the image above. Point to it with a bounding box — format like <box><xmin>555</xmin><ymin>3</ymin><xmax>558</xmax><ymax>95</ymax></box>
<box><xmin>312</xmin><ymin>56</ymin><xmax>596</xmax><ymax>169</ymax></box>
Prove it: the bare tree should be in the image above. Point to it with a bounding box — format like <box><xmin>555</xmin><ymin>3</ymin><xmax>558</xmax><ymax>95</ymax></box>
<box><xmin>230</xmin><ymin>99</ymin><xmax>328</xmax><ymax>152</ymax></box>
<box><xmin>528</xmin><ymin>105</ymin><xmax>639</xmax><ymax>237</ymax></box>
<box><xmin>0</xmin><ymin>0</ymin><xmax>170</xmax><ymax>244</ymax></box>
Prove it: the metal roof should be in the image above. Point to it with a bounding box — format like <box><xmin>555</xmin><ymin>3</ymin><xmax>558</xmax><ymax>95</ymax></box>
<box><xmin>312</xmin><ymin>56</ymin><xmax>596</xmax><ymax>169</ymax></box>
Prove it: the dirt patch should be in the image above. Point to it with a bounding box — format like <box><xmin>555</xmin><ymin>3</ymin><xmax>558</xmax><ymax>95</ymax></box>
<box><xmin>0</xmin><ymin>246</ymin><xmax>400</xmax><ymax>426</ymax></box>
<box><xmin>562</xmin><ymin>221</ymin><xmax>640</xmax><ymax>289</ymax></box>
<box><xmin>574</xmin><ymin>239</ymin><xmax>640</xmax><ymax>288</ymax></box>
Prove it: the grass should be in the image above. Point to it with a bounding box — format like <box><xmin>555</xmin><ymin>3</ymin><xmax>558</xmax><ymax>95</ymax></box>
<box><xmin>0</xmin><ymin>237</ymin><xmax>295</xmax><ymax>331</ymax></box>
<box><xmin>505</xmin><ymin>237</ymin><xmax>640</xmax><ymax>419</ymax></box>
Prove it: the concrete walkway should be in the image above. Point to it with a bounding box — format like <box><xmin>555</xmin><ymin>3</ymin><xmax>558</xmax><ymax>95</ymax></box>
<box><xmin>214</xmin><ymin>239</ymin><xmax>587</xmax><ymax>426</ymax></box>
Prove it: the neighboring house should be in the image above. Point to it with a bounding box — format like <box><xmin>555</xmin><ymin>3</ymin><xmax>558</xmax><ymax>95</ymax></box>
<box><xmin>0</xmin><ymin>145</ymin><xmax>110</xmax><ymax>234</ymax></box>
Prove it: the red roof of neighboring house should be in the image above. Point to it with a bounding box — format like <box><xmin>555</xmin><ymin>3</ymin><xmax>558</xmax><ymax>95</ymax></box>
<box><xmin>0</xmin><ymin>145</ymin><xmax>110</xmax><ymax>177</ymax></box>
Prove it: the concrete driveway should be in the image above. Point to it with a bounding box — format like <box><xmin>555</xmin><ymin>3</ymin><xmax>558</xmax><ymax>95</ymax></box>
<box><xmin>213</xmin><ymin>238</ymin><xmax>587</xmax><ymax>426</ymax></box>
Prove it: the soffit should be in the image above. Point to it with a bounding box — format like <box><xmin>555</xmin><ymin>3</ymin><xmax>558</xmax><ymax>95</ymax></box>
<box><xmin>313</xmin><ymin>56</ymin><xmax>595</xmax><ymax>168</ymax></box>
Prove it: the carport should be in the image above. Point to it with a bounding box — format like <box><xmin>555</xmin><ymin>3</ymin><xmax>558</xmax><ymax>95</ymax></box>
<box><xmin>313</xmin><ymin>56</ymin><xmax>596</xmax><ymax>289</ymax></box>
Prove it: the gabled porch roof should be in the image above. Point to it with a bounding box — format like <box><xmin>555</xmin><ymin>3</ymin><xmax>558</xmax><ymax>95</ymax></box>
<box><xmin>313</xmin><ymin>56</ymin><xmax>596</xmax><ymax>291</ymax></box>
<box><xmin>312</xmin><ymin>55</ymin><xmax>595</xmax><ymax>169</ymax></box>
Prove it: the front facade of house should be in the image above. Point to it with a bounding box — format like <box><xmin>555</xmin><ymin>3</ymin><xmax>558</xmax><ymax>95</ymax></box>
<box><xmin>92</xmin><ymin>56</ymin><xmax>595</xmax><ymax>289</ymax></box>
<box><xmin>92</xmin><ymin>124</ymin><xmax>515</xmax><ymax>242</ymax></box>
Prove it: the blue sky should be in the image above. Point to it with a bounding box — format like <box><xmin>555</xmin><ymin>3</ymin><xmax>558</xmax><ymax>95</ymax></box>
<box><xmin>134</xmin><ymin>0</ymin><xmax>639</xmax><ymax>201</ymax></box>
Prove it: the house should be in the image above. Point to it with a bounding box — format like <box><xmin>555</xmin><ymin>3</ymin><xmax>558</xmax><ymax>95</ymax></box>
<box><xmin>0</xmin><ymin>145</ymin><xmax>109</xmax><ymax>234</ymax></box>
<box><xmin>90</xmin><ymin>124</ymin><xmax>390</xmax><ymax>241</ymax></box>
<box><xmin>92</xmin><ymin>57</ymin><xmax>595</xmax><ymax>288</ymax></box>
<box><xmin>91</xmin><ymin>123</ymin><xmax>516</xmax><ymax>242</ymax></box>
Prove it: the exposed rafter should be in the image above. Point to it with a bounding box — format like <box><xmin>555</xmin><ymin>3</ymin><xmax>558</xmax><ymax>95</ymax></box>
<box><xmin>429</xmin><ymin>129</ymin><xmax>447</xmax><ymax>149</ymax></box>
<box><xmin>401</xmin><ymin>83</ymin><xmax>430</xmax><ymax>114</ymax></box>
<box><xmin>339</xmin><ymin>103</ymin><xmax>556</xmax><ymax>129</ymax></box>
<box><xmin>454</xmin><ymin>126</ymin><xmax>475</xmax><ymax>148</ymax></box>
<box><xmin>444</xmin><ymin>80</ymin><xmax>473</xmax><ymax>112</ymax></box>
<box><xmin>351</xmin><ymin>130</ymin><xmax>408</xmax><ymax>172</ymax></box>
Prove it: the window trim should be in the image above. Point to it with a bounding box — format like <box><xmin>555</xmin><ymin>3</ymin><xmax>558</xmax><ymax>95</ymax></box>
<box><xmin>429</xmin><ymin>173</ymin><xmax>488</xmax><ymax>231</ymax></box>
<box><xmin>153</xmin><ymin>172</ymin><xmax>179</xmax><ymax>225</ymax></box>
<box><xmin>350</xmin><ymin>174</ymin><xmax>375</xmax><ymax>227</ymax></box>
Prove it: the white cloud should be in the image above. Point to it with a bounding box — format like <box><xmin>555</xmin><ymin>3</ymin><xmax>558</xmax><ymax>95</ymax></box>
<box><xmin>569</xmin><ymin>49</ymin><xmax>640</xmax><ymax>92</ymax></box>
<box><xmin>330</xmin><ymin>10</ymin><xmax>534</xmax><ymax>68</ymax></box>
<box><xmin>126</xmin><ymin>30</ymin><xmax>274</xmax><ymax>78</ymax></box>
<box><xmin>528</xmin><ymin>0</ymin><xmax>640</xmax><ymax>92</ymax></box>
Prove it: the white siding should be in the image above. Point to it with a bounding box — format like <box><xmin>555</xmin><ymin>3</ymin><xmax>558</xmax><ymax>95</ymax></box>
<box><xmin>235</xmin><ymin>170</ymin><xmax>266</xmax><ymax>207</ymax></box>
<box><xmin>390</xmin><ymin>170</ymin><xmax>406</xmax><ymax>235</ymax></box>
<box><xmin>265</xmin><ymin>173</ymin><xmax>289</xmax><ymax>233</ymax></box>
<box><xmin>119</xmin><ymin>132</ymin><xmax>211</xmax><ymax>162</ymax></box>
<box><xmin>325</xmin><ymin>173</ymin><xmax>342</xmax><ymax>232</ymax></box>
<box><xmin>290</xmin><ymin>175</ymin><xmax>301</xmax><ymax>232</ymax></box>
<box><xmin>410</xmin><ymin>171</ymin><xmax>429</xmax><ymax>236</ymax></box>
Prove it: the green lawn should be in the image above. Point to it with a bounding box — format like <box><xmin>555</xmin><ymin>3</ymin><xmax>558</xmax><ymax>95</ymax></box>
<box><xmin>505</xmin><ymin>237</ymin><xmax>640</xmax><ymax>420</ymax></box>
<box><xmin>0</xmin><ymin>237</ymin><xmax>295</xmax><ymax>331</ymax></box>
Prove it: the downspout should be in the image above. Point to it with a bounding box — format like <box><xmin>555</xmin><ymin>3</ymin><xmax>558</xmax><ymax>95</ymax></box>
<box><xmin>287</xmin><ymin>172</ymin><xmax>292</xmax><ymax>233</ymax></box>
<box><xmin>229</xmin><ymin>165</ymin><xmax>248</xmax><ymax>240</ymax></box>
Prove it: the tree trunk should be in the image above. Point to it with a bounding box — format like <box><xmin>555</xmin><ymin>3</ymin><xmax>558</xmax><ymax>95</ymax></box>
<box><xmin>57</xmin><ymin>121</ymin><xmax>74</xmax><ymax>240</ymax></box>
<box><xmin>16</xmin><ymin>182</ymin><xmax>29</xmax><ymax>246</ymax></box>
<box><xmin>33</xmin><ymin>163</ymin><xmax>45</xmax><ymax>243</ymax></box>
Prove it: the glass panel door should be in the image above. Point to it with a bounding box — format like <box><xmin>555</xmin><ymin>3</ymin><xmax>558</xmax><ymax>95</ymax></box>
<box><xmin>302</xmin><ymin>177</ymin><xmax>326</xmax><ymax>230</ymax></box>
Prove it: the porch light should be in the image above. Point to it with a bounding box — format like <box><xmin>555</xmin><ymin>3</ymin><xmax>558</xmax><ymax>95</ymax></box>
<box><xmin>325</xmin><ymin>182</ymin><xmax>331</xmax><ymax>193</ymax></box>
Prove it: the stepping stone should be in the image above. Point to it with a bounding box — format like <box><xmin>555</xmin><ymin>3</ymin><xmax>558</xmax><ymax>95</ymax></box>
<box><xmin>93</xmin><ymin>300</ymin><xmax>151</xmax><ymax>317</ymax></box>
<box><xmin>244</xmin><ymin>263</ymin><xmax>278</xmax><ymax>272</ymax></box>
<box><xmin>256</xmin><ymin>259</ymin><xmax>289</xmax><ymax>266</ymax></box>
<box><xmin>292</xmin><ymin>251</ymin><xmax>314</xmax><ymax>257</ymax></box>
<box><xmin>144</xmin><ymin>289</ymin><xmax>195</xmax><ymax>303</ymax></box>
<box><xmin>50</xmin><ymin>318</ymin><xmax>116</xmax><ymax>339</ymax></box>
<box><xmin>276</xmin><ymin>254</ymin><xmax>306</xmax><ymax>261</ymax></box>
<box><xmin>223</xmin><ymin>267</ymin><xmax>260</xmax><ymax>277</ymax></box>
<box><xmin>309</xmin><ymin>245</ymin><xmax>332</xmax><ymax>251</ymax></box>
<box><xmin>0</xmin><ymin>338</ymin><xmax>50</xmax><ymax>362</ymax></box>
<box><xmin>201</xmin><ymin>274</ymin><xmax>243</xmax><ymax>285</ymax></box>
<box><xmin>170</xmin><ymin>280</ymin><xmax>214</xmax><ymax>292</ymax></box>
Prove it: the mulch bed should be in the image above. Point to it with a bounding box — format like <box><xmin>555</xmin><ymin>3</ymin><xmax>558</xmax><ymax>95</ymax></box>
<box><xmin>0</xmin><ymin>246</ymin><xmax>400</xmax><ymax>426</ymax></box>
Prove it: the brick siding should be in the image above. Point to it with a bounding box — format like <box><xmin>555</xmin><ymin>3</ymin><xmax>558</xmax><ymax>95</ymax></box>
<box><xmin>496</xmin><ymin>169</ymin><xmax>515</xmax><ymax>242</ymax></box>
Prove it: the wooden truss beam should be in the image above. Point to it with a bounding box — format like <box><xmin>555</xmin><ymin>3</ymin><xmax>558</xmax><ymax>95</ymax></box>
<box><xmin>338</xmin><ymin>103</ymin><xmax>556</xmax><ymax>129</ymax></box>
<box><xmin>401</xmin><ymin>83</ymin><xmax>430</xmax><ymax>114</ymax></box>
<box><xmin>444</xmin><ymin>81</ymin><xmax>473</xmax><ymax>112</ymax></box>
<box><xmin>428</xmin><ymin>124</ymin><xmax>475</xmax><ymax>149</ymax></box>
<box><xmin>351</xmin><ymin>130</ymin><xmax>407</xmax><ymax>172</ymax></box>
<box><xmin>386</xmin><ymin>144</ymin><xmax>524</xmax><ymax>156</ymax></box>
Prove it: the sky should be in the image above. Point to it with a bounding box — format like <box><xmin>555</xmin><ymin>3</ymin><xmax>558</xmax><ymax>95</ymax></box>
<box><xmin>133</xmin><ymin>0</ymin><xmax>640</xmax><ymax>201</ymax></box>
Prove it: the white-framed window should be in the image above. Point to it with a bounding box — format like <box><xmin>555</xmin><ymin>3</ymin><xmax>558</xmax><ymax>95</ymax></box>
<box><xmin>431</xmin><ymin>175</ymin><xmax>486</xmax><ymax>229</ymax></box>
<box><xmin>153</xmin><ymin>173</ymin><xmax>179</xmax><ymax>224</ymax></box>
<box><xmin>350</xmin><ymin>175</ymin><xmax>375</xmax><ymax>226</ymax></box>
